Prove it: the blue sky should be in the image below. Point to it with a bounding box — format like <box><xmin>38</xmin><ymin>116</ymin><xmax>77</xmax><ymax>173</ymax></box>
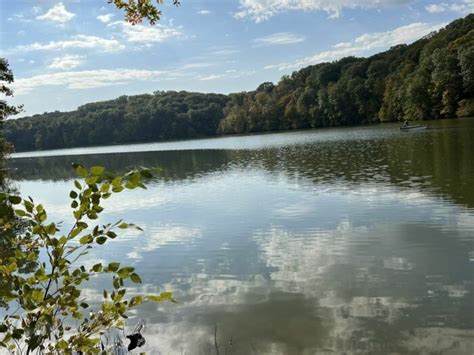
<box><xmin>1</xmin><ymin>0</ymin><xmax>473</xmax><ymax>117</ymax></box>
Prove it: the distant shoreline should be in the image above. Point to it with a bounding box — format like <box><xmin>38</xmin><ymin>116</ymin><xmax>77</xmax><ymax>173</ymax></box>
<box><xmin>10</xmin><ymin>117</ymin><xmax>473</xmax><ymax>159</ymax></box>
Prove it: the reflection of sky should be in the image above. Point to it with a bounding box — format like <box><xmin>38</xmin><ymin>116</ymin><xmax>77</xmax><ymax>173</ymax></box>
<box><xmin>15</xmin><ymin>164</ymin><xmax>474</xmax><ymax>353</ymax></box>
<box><xmin>12</xmin><ymin>123</ymin><xmax>474</xmax><ymax>353</ymax></box>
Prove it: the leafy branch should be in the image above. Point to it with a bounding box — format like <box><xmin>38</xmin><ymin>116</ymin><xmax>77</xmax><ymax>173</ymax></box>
<box><xmin>108</xmin><ymin>0</ymin><xmax>181</xmax><ymax>25</ymax></box>
<box><xmin>0</xmin><ymin>164</ymin><xmax>175</xmax><ymax>354</ymax></box>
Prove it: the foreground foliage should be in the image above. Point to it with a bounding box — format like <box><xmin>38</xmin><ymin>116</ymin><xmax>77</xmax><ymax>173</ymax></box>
<box><xmin>5</xmin><ymin>14</ymin><xmax>474</xmax><ymax>152</ymax></box>
<box><xmin>0</xmin><ymin>165</ymin><xmax>175</xmax><ymax>354</ymax></box>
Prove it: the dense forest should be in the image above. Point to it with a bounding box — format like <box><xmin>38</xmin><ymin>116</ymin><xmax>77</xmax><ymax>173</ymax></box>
<box><xmin>6</xmin><ymin>92</ymin><xmax>230</xmax><ymax>151</ymax></box>
<box><xmin>5</xmin><ymin>14</ymin><xmax>474</xmax><ymax>152</ymax></box>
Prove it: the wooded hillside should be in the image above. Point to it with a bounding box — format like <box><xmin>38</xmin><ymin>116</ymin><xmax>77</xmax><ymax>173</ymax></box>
<box><xmin>6</xmin><ymin>14</ymin><xmax>474</xmax><ymax>152</ymax></box>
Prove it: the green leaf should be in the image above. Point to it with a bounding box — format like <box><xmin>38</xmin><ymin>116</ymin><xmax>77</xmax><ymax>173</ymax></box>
<box><xmin>140</xmin><ymin>169</ymin><xmax>153</xmax><ymax>178</ymax></box>
<box><xmin>11</xmin><ymin>328</ymin><xmax>24</xmax><ymax>340</ymax></box>
<box><xmin>87</xmin><ymin>211</ymin><xmax>98</xmax><ymax>220</ymax></box>
<box><xmin>70</xmin><ymin>226</ymin><xmax>82</xmax><ymax>238</ymax></box>
<box><xmin>125</xmin><ymin>181</ymin><xmax>137</xmax><ymax>189</ymax></box>
<box><xmin>118</xmin><ymin>222</ymin><xmax>129</xmax><ymax>229</ymax></box>
<box><xmin>129</xmin><ymin>295</ymin><xmax>144</xmax><ymax>308</ymax></box>
<box><xmin>117</xmin><ymin>267</ymin><xmax>134</xmax><ymax>278</ymax></box>
<box><xmin>24</xmin><ymin>199</ymin><xmax>34</xmax><ymax>212</ymax></box>
<box><xmin>26</xmin><ymin>252</ymin><xmax>36</xmax><ymax>261</ymax></box>
<box><xmin>74</xmin><ymin>180</ymin><xmax>82</xmax><ymax>190</ymax></box>
<box><xmin>106</xmin><ymin>231</ymin><xmax>117</xmax><ymax>239</ymax></box>
<box><xmin>69</xmin><ymin>190</ymin><xmax>78</xmax><ymax>199</ymax></box>
<box><xmin>74</xmin><ymin>164</ymin><xmax>88</xmax><ymax>177</ymax></box>
<box><xmin>112</xmin><ymin>177</ymin><xmax>122</xmax><ymax>188</ymax></box>
<box><xmin>85</xmin><ymin>176</ymin><xmax>99</xmax><ymax>185</ymax></box>
<box><xmin>90</xmin><ymin>166</ymin><xmax>105</xmax><ymax>176</ymax></box>
<box><xmin>31</xmin><ymin>289</ymin><xmax>43</xmax><ymax>302</ymax></box>
<box><xmin>146</xmin><ymin>292</ymin><xmax>175</xmax><ymax>303</ymax></box>
<box><xmin>14</xmin><ymin>209</ymin><xmax>28</xmax><ymax>217</ymax></box>
<box><xmin>45</xmin><ymin>223</ymin><xmax>56</xmax><ymax>235</ymax></box>
<box><xmin>8</xmin><ymin>195</ymin><xmax>22</xmax><ymax>205</ymax></box>
<box><xmin>108</xmin><ymin>262</ymin><xmax>120</xmax><ymax>272</ymax></box>
<box><xmin>38</xmin><ymin>210</ymin><xmax>47</xmax><ymax>222</ymax></box>
<box><xmin>96</xmin><ymin>236</ymin><xmax>107</xmax><ymax>245</ymax></box>
<box><xmin>79</xmin><ymin>235</ymin><xmax>93</xmax><ymax>245</ymax></box>
<box><xmin>115</xmin><ymin>289</ymin><xmax>126</xmax><ymax>301</ymax></box>
<box><xmin>92</xmin><ymin>263</ymin><xmax>102</xmax><ymax>272</ymax></box>
<box><xmin>57</xmin><ymin>339</ymin><xmax>68</xmax><ymax>350</ymax></box>
<box><xmin>100</xmin><ymin>183</ymin><xmax>110</xmax><ymax>193</ymax></box>
<box><xmin>112</xmin><ymin>186</ymin><xmax>124</xmax><ymax>193</ymax></box>
<box><xmin>130</xmin><ymin>273</ymin><xmax>142</xmax><ymax>284</ymax></box>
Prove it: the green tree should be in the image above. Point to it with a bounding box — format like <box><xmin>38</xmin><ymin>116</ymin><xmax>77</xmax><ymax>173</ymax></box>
<box><xmin>0</xmin><ymin>58</ymin><xmax>22</xmax><ymax>183</ymax></box>
<box><xmin>0</xmin><ymin>165</ymin><xmax>175</xmax><ymax>353</ymax></box>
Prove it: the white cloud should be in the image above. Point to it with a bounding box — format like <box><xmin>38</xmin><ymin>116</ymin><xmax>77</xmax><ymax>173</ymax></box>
<box><xmin>197</xmin><ymin>10</ymin><xmax>211</xmax><ymax>15</ymax></box>
<box><xmin>198</xmin><ymin>70</ymin><xmax>256</xmax><ymax>81</ymax></box>
<box><xmin>210</xmin><ymin>48</ymin><xmax>240</xmax><ymax>56</ymax></box>
<box><xmin>109</xmin><ymin>21</ymin><xmax>183</xmax><ymax>44</ymax></box>
<box><xmin>48</xmin><ymin>55</ymin><xmax>84</xmax><ymax>70</ymax></box>
<box><xmin>12</xmin><ymin>68</ymin><xmax>186</xmax><ymax>95</ymax></box>
<box><xmin>32</xmin><ymin>6</ymin><xmax>42</xmax><ymax>14</ymax></box>
<box><xmin>265</xmin><ymin>21</ymin><xmax>446</xmax><ymax>71</ymax></box>
<box><xmin>235</xmin><ymin>0</ymin><xmax>415</xmax><ymax>22</ymax></box>
<box><xmin>124</xmin><ymin>24</ymin><xmax>182</xmax><ymax>43</ymax></box>
<box><xmin>425</xmin><ymin>1</ymin><xmax>474</xmax><ymax>14</ymax></box>
<box><xmin>254</xmin><ymin>32</ymin><xmax>306</xmax><ymax>46</ymax></box>
<box><xmin>97</xmin><ymin>13</ymin><xmax>114</xmax><ymax>23</ymax></box>
<box><xmin>36</xmin><ymin>2</ymin><xmax>75</xmax><ymax>23</ymax></box>
<box><xmin>10</xmin><ymin>13</ymin><xmax>32</xmax><ymax>24</ymax></box>
<box><xmin>199</xmin><ymin>74</ymin><xmax>224</xmax><ymax>81</ymax></box>
<box><xmin>182</xmin><ymin>62</ymin><xmax>214</xmax><ymax>69</ymax></box>
<box><xmin>425</xmin><ymin>4</ymin><xmax>446</xmax><ymax>13</ymax></box>
<box><xmin>123</xmin><ymin>225</ymin><xmax>202</xmax><ymax>260</ymax></box>
<box><xmin>10</xmin><ymin>35</ymin><xmax>125</xmax><ymax>53</ymax></box>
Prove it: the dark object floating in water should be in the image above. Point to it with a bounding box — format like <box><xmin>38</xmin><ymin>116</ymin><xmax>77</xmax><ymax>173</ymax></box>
<box><xmin>127</xmin><ymin>332</ymin><xmax>146</xmax><ymax>351</ymax></box>
<box><xmin>126</xmin><ymin>319</ymin><xmax>146</xmax><ymax>351</ymax></box>
<box><xmin>399</xmin><ymin>125</ymin><xmax>427</xmax><ymax>131</ymax></box>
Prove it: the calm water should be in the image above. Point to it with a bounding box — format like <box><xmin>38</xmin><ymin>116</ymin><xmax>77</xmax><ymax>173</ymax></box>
<box><xmin>8</xmin><ymin>119</ymin><xmax>474</xmax><ymax>354</ymax></box>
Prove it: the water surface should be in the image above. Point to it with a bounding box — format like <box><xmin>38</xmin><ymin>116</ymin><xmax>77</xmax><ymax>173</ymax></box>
<box><xmin>9</xmin><ymin>119</ymin><xmax>474</xmax><ymax>354</ymax></box>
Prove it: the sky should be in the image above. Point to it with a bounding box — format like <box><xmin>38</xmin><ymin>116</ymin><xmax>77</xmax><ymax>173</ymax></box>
<box><xmin>1</xmin><ymin>0</ymin><xmax>473</xmax><ymax>117</ymax></box>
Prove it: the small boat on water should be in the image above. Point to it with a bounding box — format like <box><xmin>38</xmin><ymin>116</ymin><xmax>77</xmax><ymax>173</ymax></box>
<box><xmin>399</xmin><ymin>125</ymin><xmax>427</xmax><ymax>132</ymax></box>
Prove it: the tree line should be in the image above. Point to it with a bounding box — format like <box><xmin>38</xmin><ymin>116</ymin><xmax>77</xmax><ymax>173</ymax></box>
<box><xmin>6</xmin><ymin>92</ymin><xmax>229</xmax><ymax>151</ymax></box>
<box><xmin>5</xmin><ymin>14</ymin><xmax>474</xmax><ymax>152</ymax></box>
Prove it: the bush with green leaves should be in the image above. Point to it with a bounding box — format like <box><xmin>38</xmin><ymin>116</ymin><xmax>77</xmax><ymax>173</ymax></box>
<box><xmin>0</xmin><ymin>164</ymin><xmax>175</xmax><ymax>354</ymax></box>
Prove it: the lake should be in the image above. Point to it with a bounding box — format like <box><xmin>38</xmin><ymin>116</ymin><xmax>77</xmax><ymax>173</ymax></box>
<box><xmin>8</xmin><ymin>119</ymin><xmax>474</xmax><ymax>354</ymax></box>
